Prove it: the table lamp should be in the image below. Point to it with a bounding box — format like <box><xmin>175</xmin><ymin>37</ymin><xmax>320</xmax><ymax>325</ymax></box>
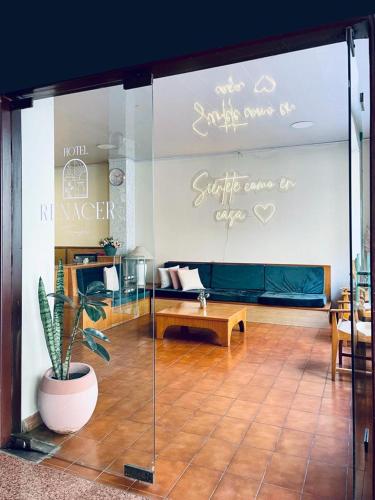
<box><xmin>127</xmin><ymin>246</ymin><xmax>153</xmax><ymax>287</ymax></box>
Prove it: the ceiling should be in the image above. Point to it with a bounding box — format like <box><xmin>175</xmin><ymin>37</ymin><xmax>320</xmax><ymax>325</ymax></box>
<box><xmin>54</xmin><ymin>39</ymin><xmax>370</xmax><ymax>165</ymax></box>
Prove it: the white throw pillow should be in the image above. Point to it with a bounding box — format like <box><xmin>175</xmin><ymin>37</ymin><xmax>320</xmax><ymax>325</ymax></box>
<box><xmin>158</xmin><ymin>265</ymin><xmax>179</xmax><ymax>288</ymax></box>
<box><xmin>103</xmin><ymin>266</ymin><xmax>120</xmax><ymax>292</ymax></box>
<box><xmin>177</xmin><ymin>268</ymin><xmax>204</xmax><ymax>291</ymax></box>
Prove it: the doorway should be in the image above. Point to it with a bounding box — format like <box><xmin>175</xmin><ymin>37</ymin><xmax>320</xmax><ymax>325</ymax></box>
<box><xmin>0</xmin><ymin>17</ymin><xmax>373</xmax><ymax>500</ymax></box>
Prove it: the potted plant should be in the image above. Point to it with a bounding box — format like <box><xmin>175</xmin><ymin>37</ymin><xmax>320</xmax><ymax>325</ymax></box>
<box><xmin>37</xmin><ymin>260</ymin><xmax>111</xmax><ymax>434</ymax></box>
<box><xmin>99</xmin><ymin>236</ymin><xmax>121</xmax><ymax>256</ymax></box>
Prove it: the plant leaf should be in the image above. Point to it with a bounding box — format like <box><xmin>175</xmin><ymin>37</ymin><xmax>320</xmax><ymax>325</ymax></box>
<box><xmin>53</xmin><ymin>260</ymin><xmax>64</xmax><ymax>378</ymax></box>
<box><xmin>82</xmin><ymin>340</ymin><xmax>110</xmax><ymax>362</ymax></box>
<box><xmin>94</xmin><ymin>343</ymin><xmax>111</xmax><ymax>362</ymax></box>
<box><xmin>84</xmin><ymin>336</ymin><xmax>97</xmax><ymax>351</ymax></box>
<box><xmin>38</xmin><ymin>277</ymin><xmax>60</xmax><ymax>378</ymax></box>
<box><xmin>86</xmin><ymin>300</ymin><xmax>108</xmax><ymax>308</ymax></box>
<box><xmin>86</xmin><ymin>281</ymin><xmax>106</xmax><ymax>295</ymax></box>
<box><xmin>84</xmin><ymin>304</ymin><xmax>106</xmax><ymax>322</ymax></box>
<box><xmin>48</xmin><ymin>293</ymin><xmax>76</xmax><ymax>307</ymax></box>
<box><xmin>84</xmin><ymin>328</ymin><xmax>110</xmax><ymax>342</ymax></box>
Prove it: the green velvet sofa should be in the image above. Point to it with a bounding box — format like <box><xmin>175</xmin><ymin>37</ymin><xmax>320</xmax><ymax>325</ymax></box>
<box><xmin>155</xmin><ymin>261</ymin><xmax>329</xmax><ymax>308</ymax></box>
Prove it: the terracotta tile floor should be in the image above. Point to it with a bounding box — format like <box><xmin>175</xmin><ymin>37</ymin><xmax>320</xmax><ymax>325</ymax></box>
<box><xmin>34</xmin><ymin>315</ymin><xmax>354</xmax><ymax>499</ymax></box>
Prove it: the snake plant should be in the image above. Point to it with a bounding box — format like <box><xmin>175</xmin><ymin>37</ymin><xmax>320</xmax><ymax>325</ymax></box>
<box><xmin>38</xmin><ymin>259</ymin><xmax>111</xmax><ymax>380</ymax></box>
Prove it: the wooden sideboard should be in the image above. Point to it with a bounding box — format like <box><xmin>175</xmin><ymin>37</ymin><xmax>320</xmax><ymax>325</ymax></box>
<box><xmin>61</xmin><ymin>262</ymin><xmax>150</xmax><ymax>332</ymax></box>
<box><xmin>55</xmin><ymin>246</ymin><xmax>104</xmax><ymax>265</ymax></box>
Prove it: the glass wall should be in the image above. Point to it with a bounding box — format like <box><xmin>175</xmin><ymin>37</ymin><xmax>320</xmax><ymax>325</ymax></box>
<box><xmin>348</xmin><ymin>36</ymin><xmax>372</xmax><ymax>499</ymax></box>
<box><xmin>21</xmin><ymin>83</ymin><xmax>155</xmax><ymax>481</ymax></box>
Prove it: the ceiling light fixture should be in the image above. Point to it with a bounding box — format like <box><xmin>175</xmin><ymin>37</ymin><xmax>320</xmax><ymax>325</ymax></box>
<box><xmin>96</xmin><ymin>143</ymin><xmax>117</xmax><ymax>150</ymax></box>
<box><xmin>290</xmin><ymin>121</ymin><xmax>314</xmax><ymax>129</ymax></box>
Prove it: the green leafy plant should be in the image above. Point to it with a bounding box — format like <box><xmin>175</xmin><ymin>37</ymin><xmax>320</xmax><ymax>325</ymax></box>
<box><xmin>38</xmin><ymin>260</ymin><xmax>111</xmax><ymax>380</ymax></box>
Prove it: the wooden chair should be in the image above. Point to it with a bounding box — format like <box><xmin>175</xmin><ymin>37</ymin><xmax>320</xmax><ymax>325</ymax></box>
<box><xmin>331</xmin><ymin>298</ymin><xmax>371</xmax><ymax>381</ymax></box>
<box><xmin>358</xmin><ymin>286</ymin><xmax>371</xmax><ymax>321</ymax></box>
<box><xmin>338</xmin><ymin>286</ymin><xmax>371</xmax><ymax>321</ymax></box>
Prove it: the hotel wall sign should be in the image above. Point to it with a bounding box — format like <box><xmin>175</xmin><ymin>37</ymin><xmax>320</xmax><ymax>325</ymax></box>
<box><xmin>63</xmin><ymin>145</ymin><xmax>88</xmax><ymax>157</ymax></box>
<box><xmin>63</xmin><ymin>158</ymin><xmax>89</xmax><ymax>199</ymax></box>
<box><xmin>40</xmin><ymin>201</ymin><xmax>117</xmax><ymax>222</ymax></box>
<box><xmin>192</xmin><ymin>170</ymin><xmax>296</xmax><ymax>227</ymax></box>
<box><xmin>63</xmin><ymin>145</ymin><xmax>89</xmax><ymax>200</ymax></box>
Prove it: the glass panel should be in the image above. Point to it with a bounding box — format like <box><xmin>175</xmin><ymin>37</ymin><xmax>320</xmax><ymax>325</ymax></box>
<box><xmin>153</xmin><ymin>42</ymin><xmax>352</xmax><ymax>498</ymax></box>
<box><xmin>348</xmin><ymin>34</ymin><xmax>372</xmax><ymax>498</ymax></box>
<box><xmin>21</xmin><ymin>81</ymin><xmax>155</xmax><ymax>482</ymax></box>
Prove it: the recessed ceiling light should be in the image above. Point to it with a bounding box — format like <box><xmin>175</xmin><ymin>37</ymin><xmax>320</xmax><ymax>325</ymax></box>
<box><xmin>97</xmin><ymin>143</ymin><xmax>117</xmax><ymax>150</ymax></box>
<box><xmin>291</xmin><ymin>121</ymin><xmax>314</xmax><ymax>129</ymax></box>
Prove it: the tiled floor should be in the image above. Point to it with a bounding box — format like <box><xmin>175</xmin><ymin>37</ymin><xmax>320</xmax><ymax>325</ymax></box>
<box><xmin>35</xmin><ymin>315</ymin><xmax>355</xmax><ymax>499</ymax></box>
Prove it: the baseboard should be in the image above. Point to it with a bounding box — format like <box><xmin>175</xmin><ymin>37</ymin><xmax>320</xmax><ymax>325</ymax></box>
<box><xmin>22</xmin><ymin>411</ymin><xmax>42</xmax><ymax>433</ymax></box>
<box><xmin>247</xmin><ymin>304</ymin><xmax>330</xmax><ymax>328</ymax></box>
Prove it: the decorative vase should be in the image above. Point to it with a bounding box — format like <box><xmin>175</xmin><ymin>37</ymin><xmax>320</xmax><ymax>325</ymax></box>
<box><xmin>38</xmin><ymin>362</ymin><xmax>98</xmax><ymax>434</ymax></box>
<box><xmin>199</xmin><ymin>298</ymin><xmax>207</xmax><ymax>309</ymax></box>
<box><xmin>104</xmin><ymin>245</ymin><xmax>117</xmax><ymax>256</ymax></box>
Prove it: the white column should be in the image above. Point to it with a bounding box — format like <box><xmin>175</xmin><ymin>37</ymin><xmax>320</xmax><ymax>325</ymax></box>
<box><xmin>109</xmin><ymin>158</ymin><xmax>135</xmax><ymax>253</ymax></box>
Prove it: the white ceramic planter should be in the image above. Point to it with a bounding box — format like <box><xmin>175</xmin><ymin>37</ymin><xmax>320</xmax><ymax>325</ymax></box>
<box><xmin>38</xmin><ymin>362</ymin><xmax>98</xmax><ymax>434</ymax></box>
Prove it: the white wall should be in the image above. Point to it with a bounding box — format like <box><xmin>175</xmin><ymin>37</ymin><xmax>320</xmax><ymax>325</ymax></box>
<box><xmin>150</xmin><ymin>142</ymin><xmax>350</xmax><ymax>299</ymax></box>
<box><xmin>22</xmin><ymin>99</ymin><xmax>55</xmax><ymax>421</ymax></box>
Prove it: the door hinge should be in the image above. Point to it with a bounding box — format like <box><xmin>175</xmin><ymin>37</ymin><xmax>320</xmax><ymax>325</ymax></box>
<box><xmin>363</xmin><ymin>427</ymin><xmax>369</xmax><ymax>453</ymax></box>
<box><xmin>360</xmin><ymin>92</ymin><xmax>365</xmax><ymax>112</ymax></box>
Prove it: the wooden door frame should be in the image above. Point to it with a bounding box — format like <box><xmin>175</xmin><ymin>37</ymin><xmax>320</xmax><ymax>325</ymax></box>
<box><xmin>0</xmin><ymin>14</ymin><xmax>374</xmax><ymax>492</ymax></box>
<box><xmin>0</xmin><ymin>98</ymin><xmax>22</xmax><ymax>447</ymax></box>
<box><xmin>0</xmin><ymin>96</ymin><xmax>13</xmax><ymax>447</ymax></box>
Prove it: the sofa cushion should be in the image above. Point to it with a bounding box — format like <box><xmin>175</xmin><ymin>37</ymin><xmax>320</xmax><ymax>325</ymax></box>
<box><xmin>208</xmin><ymin>288</ymin><xmax>264</xmax><ymax>304</ymax></box>
<box><xmin>264</xmin><ymin>265</ymin><xmax>324</xmax><ymax>294</ymax></box>
<box><xmin>211</xmin><ymin>263</ymin><xmax>265</xmax><ymax>290</ymax></box>
<box><xmin>76</xmin><ymin>264</ymin><xmax>121</xmax><ymax>294</ymax></box>
<box><xmin>258</xmin><ymin>291</ymin><xmax>326</xmax><ymax>308</ymax></box>
<box><xmin>158</xmin><ymin>265</ymin><xmax>178</xmax><ymax>288</ymax></box>
<box><xmin>164</xmin><ymin>261</ymin><xmax>212</xmax><ymax>288</ymax></box>
<box><xmin>178</xmin><ymin>268</ymin><xmax>205</xmax><ymax>291</ymax></box>
<box><xmin>154</xmin><ymin>287</ymin><xmax>204</xmax><ymax>300</ymax></box>
<box><xmin>154</xmin><ymin>287</ymin><xmax>263</xmax><ymax>304</ymax></box>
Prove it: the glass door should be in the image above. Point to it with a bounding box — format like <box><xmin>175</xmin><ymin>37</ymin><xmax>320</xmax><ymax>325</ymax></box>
<box><xmin>20</xmin><ymin>77</ymin><xmax>155</xmax><ymax>485</ymax></box>
<box><xmin>347</xmin><ymin>28</ymin><xmax>372</xmax><ymax>499</ymax></box>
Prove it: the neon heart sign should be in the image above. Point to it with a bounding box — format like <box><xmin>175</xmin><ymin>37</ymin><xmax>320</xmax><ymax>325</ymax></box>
<box><xmin>253</xmin><ymin>203</ymin><xmax>276</xmax><ymax>224</ymax></box>
<box><xmin>253</xmin><ymin>75</ymin><xmax>277</xmax><ymax>94</ymax></box>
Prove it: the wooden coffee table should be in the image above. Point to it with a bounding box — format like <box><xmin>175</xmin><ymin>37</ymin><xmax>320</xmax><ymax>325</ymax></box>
<box><xmin>156</xmin><ymin>302</ymin><xmax>247</xmax><ymax>347</ymax></box>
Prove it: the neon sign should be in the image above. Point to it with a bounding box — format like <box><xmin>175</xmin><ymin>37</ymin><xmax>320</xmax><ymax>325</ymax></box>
<box><xmin>192</xmin><ymin>99</ymin><xmax>296</xmax><ymax>137</ymax></box>
<box><xmin>192</xmin><ymin>170</ymin><xmax>296</xmax><ymax>227</ymax></box>
<box><xmin>215</xmin><ymin>76</ymin><xmax>245</xmax><ymax>95</ymax></box>
<box><xmin>253</xmin><ymin>203</ymin><xmax>276</xmax><ymax>224</ymax></box>
<box><xmin>253</xmin><ymin>75</ymin><xmax>276</xmax><ymax>94</ymax></box>
<box><xmin>192</xmin><ymin>75</ymin><xmax>296</xmax><ymax>137</ymax></box>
